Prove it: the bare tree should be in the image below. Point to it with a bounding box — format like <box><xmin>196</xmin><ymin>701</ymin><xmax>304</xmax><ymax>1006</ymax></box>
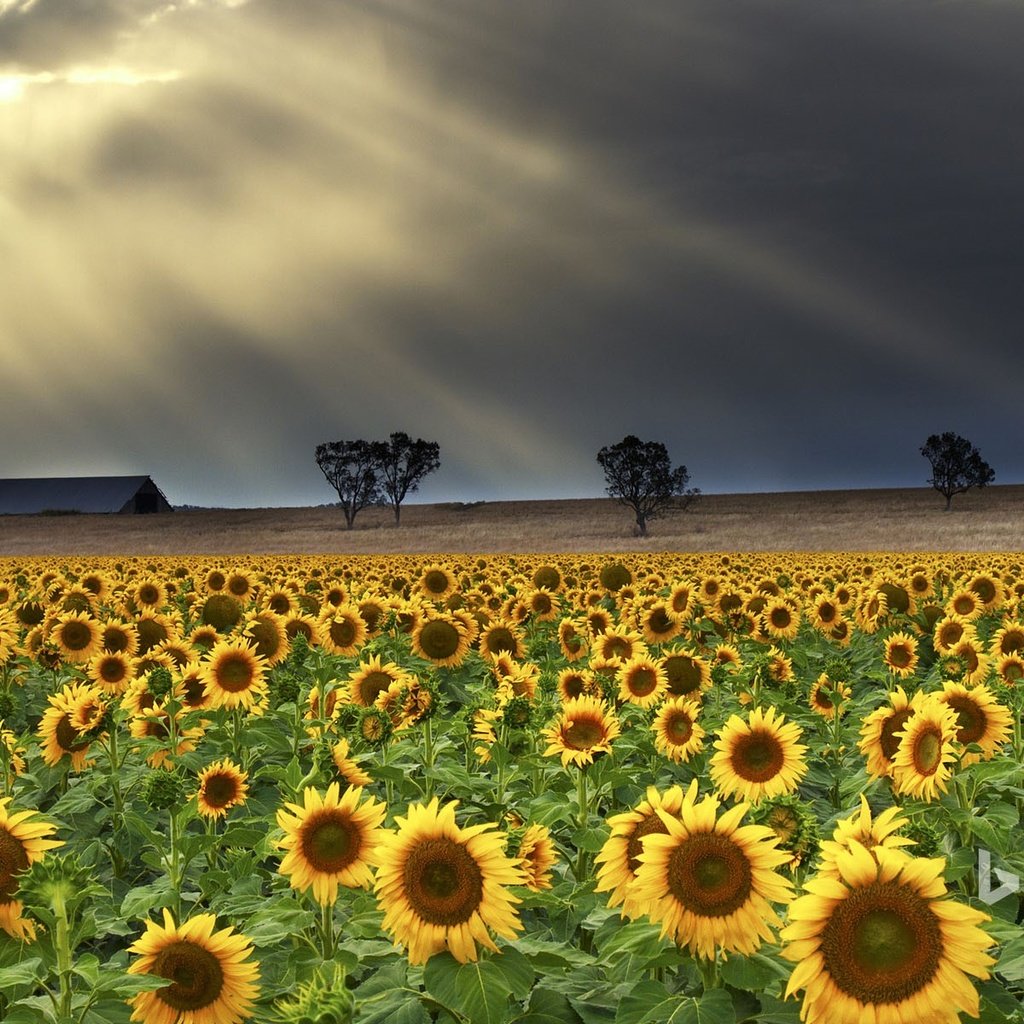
<box><xmin>597</xmin><ymin>435</ymin><xmax>699</xmax><ymax>537</ymax></box>
<box><xmin>921</xmin><ymin>432</ymin><xmax>995</xmax><ymax>510</ymax></box>
<box><xmin>378</xmin><ymin>432</ymin><xmax>441</xmax><ymax>525</ymax></box>
<box><xmin>315</xmin><ymin>439</ymin><xmax>387</xmax><ymax>529</ymax></box>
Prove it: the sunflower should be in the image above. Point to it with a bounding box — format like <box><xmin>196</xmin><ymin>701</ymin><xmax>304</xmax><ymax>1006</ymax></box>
<box><xmin>1</xmin><ymin>728</ymin><xmax>27</xmax><ymax>787</ymax></box>
<box><xmin>277</xmin><ymin>783</ymin><xmax>386</xmax><ymax>905</ymax></box>
<box><xmin>949</xmin><ymin>637</ymin><xmax>989</xmax><ymax>686</ymax></box>
<box><xmin>38</xmin><ymin>683</ymin><xmax>97</xmax><ymax>771</ymax></box>
<box><xmin>526</xmin><ymin>587</ymin><xmax>560</xmax><ymax>622</ymax></box>
<box><xmin>556</xmin><ymin>667</ymin><xmax>595</xmax><ymax>702</ymax></box>
<box><xmin>477</xmin><ymin>618</ymin><xmax>526</xmax><ymax>661</ymax></box>
<box><xmin>516</xmin><ymin>824</ymin><xmax>557</xmax><ymax>892</ymax></box>
<box><xmin>195</xmin><ymin>759</ymin><xmax>249</xmax><ymax>819</ymax></box>
<box><xmin>710</xmin><ymin>705</ymin><xmax>807</xmax><ymax>803</ymax></box>
<box><xmin>857</xmin><ymin>686</ymin><xmax>922</xmax><ymax>780</ymax></box>
<box><xmin>781</xmin><ymin>844</ymin><xmax>994</xmax><ymax>1024</ymax></box>
<box><xmin>87</xmin><ymin>650</ymin><xmax>136</xmax><ymax>694</ymax></box>
<box><xmin>130</xmin><ymin>706</ymin><xmax>204</xmax><ymax>769</ymax></box>
<box><xmin>330</xmin><ymin>737</ymin><xmax>372</xmax><ymax>788</ymax></box>
<box><xmin>946</xmin><ymin>587</ymin><xmax>983</xmax><ymax>622</ymax></box>
<box><xmin>936</xmin><ymin>682</ymin><xmax>1012</xmax><ymax>765</ymax></box>
<box><xmin>372</xmin><ymin>797</ymin><xmax>524</xmax><ymax>964</ymax></box>
<box><xmin>932</xmin><ymin>615</ymin><xmax>973</xmax><ymax>655</ymax></box>
<box><xmin>808</xmin><ymin>674</ymin><xmax>851</xmax><ymax>720</ymax></box>
<box><xmin>660</xmin><ymin>650</ymin><xmax>712</xmax><ymax>699</ymax></box>
<box><xmin>0</xmin><ymin>797</ymin><xmax>63</xmax><ymax>940</ymax></box>
<box><xmin>595</xmin><ymin>785</ymin><xmax>687</xmax><ymax>921</ymax></box>
<box><xmin>347</xmin><ymin>655</ymin><xmax>407</xmax><ymax>707</ymax></box>
<box><xmin>411</xmin><ymin>613</ymin><xmax>472</xmax><ymax>668</ymax></box>
<box><xmin>101</xmin><ymin>619</ymin><xmax>139</xmax><ymax>657</ymax></box>
<box><xmin>995</xmin><ymin>652</ymin><xmax>1024</xmax><ymax>686</ymax></box>
<box><xmin>557</xmin><ymin>617</ymin><xmax>590</xmax><ymax>662</ymax></box>
<box><xmin>809</xmin><ymin>594</ymin><xmax>843</xmax><ymax>634</ymax></box>
<box><xmin>317</xmin><ymin>604</ymin><xmax>367</xmax><ymax>657</ymax></box>
<box><xmin>127</xmin><ymin>909</ymin><xmax>260</xmax><ymax>1024</ymax></box>
<box><xmin>652</xmin><ymin>697</ymin><xmax>705</xmax><ymax>763</ymax></box>
<box><xmin>595</xmin><ymin>626</ymin><xmax>644</xmax><ymax>663</ymax></box>
<box><xmin>761</xmin><ymin>598</ymin><xmax>801</xmax><ymax>641</ymax></box>
<box><xmin>638</xmin><ymin>601</ymin><xmax>683</xmax><ymax>645</ymax></box>
<box><xmin>816</xmin><ymin>795</ymin><xmax>915</xmax><ymax>878</ymax></box>
<box><xmin>890</xmin><ymin>696</ymin><xmax>959</xmax><ymax>802</ymax></box>
<box><xmin>133</xmin><ymin>578</ymin><xmax>167</xmax><ymax>610</ymax></box>
<box><xmin>711</xmin><ymin>643</ymin><xmax>743</xmax><ymax>673</ymax></box>
<box><xmin>542</xmin><ymin>695</ymin><xmax>620</xmax><ymax>768</ymax></box>
<box><xmin>989</xmin><ymin>623</ymin><xmax>1024</xmax><ymax>658</ymax></box>
<box><xmin>418</xmin><ymin>565</ymin><xmax>458</xmax><ymax>603</ymax></box>
<box><xmin>200</xmin><ymin>640</ymin><xmax>268</xmax><ymax>711</ymax></box>
<box><xmin>881</xmin><ymin>630</ymin><xmax>918</xmax><ymax>679</ymax></box>
<box><xmin>241</xmin><ymin>610</ymin><xmax>290</xmax><ymax>667</ymax></box>
<box><xmin>49</xmin><ymin>611</ymin><xmax>103</xmax><ymax>664</ymax></box>
<box><xmin>617</xmin><ymin>655</ymin><xmax>667</xmax><ymax>708</ymax></box>
<box><xmin>631</xmin><ymin>780</ymin><xmax>793</xmax><ymax>958</ymax></box>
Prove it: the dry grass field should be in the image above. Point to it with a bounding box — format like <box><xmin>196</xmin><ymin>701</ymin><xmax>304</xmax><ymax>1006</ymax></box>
<box><xmin>2</xmin><ymin>484</ymin><xmax>1023</xmax><ymax>555</ymax></box>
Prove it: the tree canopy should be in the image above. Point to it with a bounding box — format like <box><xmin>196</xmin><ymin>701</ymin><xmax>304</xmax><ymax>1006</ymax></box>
<box><xmin>377</xmin><ymin>432</ymin><xmax>442</xmax><ymax>525</ymax></box>
<box><xmin>920</xmin><ymin>432</ymin><xmax>995</xmax><ymax>510</ymax></box>
<box><xmin>596</xmin><ymin>435</ymin><xmax>698</xmax><ymax>537</ymax></box>
<box><xmin>314</xmin><ymin>439</ymin><xmax>387</xmax><ymax>530</ymax></box>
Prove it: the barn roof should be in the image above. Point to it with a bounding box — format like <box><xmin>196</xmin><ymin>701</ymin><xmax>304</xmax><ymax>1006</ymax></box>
<box><xmin>0</xmin><ymin>476</ymin><xmax>171</xmax><ymax>515</ymax></box>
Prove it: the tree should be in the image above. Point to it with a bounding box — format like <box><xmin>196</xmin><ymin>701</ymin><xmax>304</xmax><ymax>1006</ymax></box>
<box><xmin>315</xmin><ymin>439</ymin><xmax>388</xmax><ymax>529</ymax></box>
<box><xmin>920</xmin><ymin>432</ymin><xmax>995</xmax><ymax>510</ymax></box>
<box><xmin>596</xmin><ymin>435</ymin><xmax>699</xmax><ymax>537</ymax></box>
<box><xmin>378</xmin><ymin>432</ymin><xmax>441</xmax><ymax>525</ymax></box>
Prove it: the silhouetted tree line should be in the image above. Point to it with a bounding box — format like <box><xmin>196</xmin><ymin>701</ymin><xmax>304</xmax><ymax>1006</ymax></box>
<box><xmin>317</xmin><ymin>429</ymin><xmax>995</xmax><ymax>534</ymax></box>
<box><xmin>315</xmin><ymin>433</ymin><xmax>441</xmax><ymax>529</ymax></box>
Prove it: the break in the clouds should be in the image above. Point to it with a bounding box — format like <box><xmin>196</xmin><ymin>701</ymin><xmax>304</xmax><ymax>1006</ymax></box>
<box><xmin>2</xmin><ymin>0</ymin><xmax>1023</xmax><ymax>508</ymax></box>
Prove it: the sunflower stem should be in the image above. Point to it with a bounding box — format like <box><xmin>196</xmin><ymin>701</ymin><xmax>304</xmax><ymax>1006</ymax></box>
<box><xmin>422</xmin><ymin>716</ymin><xmax>434</xmax><ymax>802</ymax></box>
<box><xmin>574</xmin><ymin>767</ymin><xmax>591</xmax><ymax>884</ymax></box>
<box><xmin>231</xmin><ymin>707</ymin><xmax>244</xmax><ymax>769</ymax></box>
<box><xmin>52</xmin><ymin>888</ymin><xmax>74</xmax><ymax>1020</ymax></box>
<box><xmin>696</xmin><ymin>952</ymin><xmax>721</xmax><ymax>992</ymax></box>
<box><xmin>168</xmin><ymin>806</ymin><xmax>182</xmax><ymax>919</ymax></box>
<box><xmin>320</xmin><ymin>900</ymin><xmax>336</xmax><ymax>961</ymax></box>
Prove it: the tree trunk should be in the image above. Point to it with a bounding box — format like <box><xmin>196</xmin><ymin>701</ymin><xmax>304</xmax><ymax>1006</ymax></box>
<box><xmin>394</xmin><ymin>504</ymin><xmax>401</xmax><ymax>526</ymax></box>
<box><xmin>636</xmin><ymin>512</ymin><xmax>648</xmax><ymax>536</ymax></box>
<box><xmin>944</xmin><ymin>494</ymin><xmax>952</xmax><ymax>511</ymax></box>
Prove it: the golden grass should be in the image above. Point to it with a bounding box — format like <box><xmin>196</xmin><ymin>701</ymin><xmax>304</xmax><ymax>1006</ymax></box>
<box><xmin>3</xmin><ymin>484</ymin><xmax>1022</xmax><ymax>555</ymax></box>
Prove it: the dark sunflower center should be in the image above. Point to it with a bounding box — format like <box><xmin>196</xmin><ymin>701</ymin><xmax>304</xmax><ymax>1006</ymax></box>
<box><xmin>561</xmin><ymin>675</ymin><xmax>586</xmax><ymax>699</ymax></box>
<box><xmin>103</xmin><ymin>628</ymin><xmax>131</xmax><ymax>653</ymax></box>
<box><xmin>879</xmin><ymin>709</ymin><xmax>914</xmax><ymax>761</ymax></box>
<box><xmin>664</xmin><ymin>656</ymin><xmax>701</xmax><ymax>696</ymax></box>
<box><xmin>182</xmin><ymin>676</ymin><xmax>207</xmax><ymax>706</ymax></box>
<box><xmin>138</xmin><ymin>585</ymin><xmax>161</xmax><ymax>605</ymax></box>
<box><xmin>358</xmin><ymin>672</ymin><xmax>394</xmax><ymax>705</ymax></box>
<box><xmin>647</xmin><ymin>608</ymin><xmax>674</xmax><ymax>634</ymax></box>
<box><xmin>818</xmin><ymin>603</ymin><xmax>837</xmax><ymax>623</ymax></box>
<box><xmin>248</xmin><ymin>620</ymin><xmax>280</xmax><ymax>659</ymax></box>
<box><xmin>329</xmin><ymin>618</ymin><xmax>358</xmax><ymax>648</ymax></box>
<box><xmin>0</xmin><ymin>827</ymin><xmax>30</xmax><ymax>903</ymax></box>
<box><xmin>814</xmin><ymin>685</ymin><xmax>835</xmax><ymax>709</ymax></box>
<box><xmin>666</xmin><ymin>832</ymin><xmax>752</xmax><ymax>917</ymax></box>
<box><xmin>626</xmin><ymin>813</ymin><xmax>669</xmax><ymax>875</ymax></box>
<box><xmin>485</xmin><ymin>628</ymin><xmax>517</xmax><ymax>655</ymax></box>
<box><xmin>912</xmin><ymin>729</ymin><xmax>942</xmax><ymax>774</ymax></box>
<box><xmin>533</xmin><ymin>594</ymin><xmax>552</xmax><ymax>614</ymax></box>
<box><xmin>731</xmin><ymin>730</ymin><xmax>785</xmax><ymax>782</ymax></box>
<box><xmin>1000</xmin><ymin>631</ymin><xmax>1024</xmax><ymax>654</ymax></box>
<box><xmin>216</xmin><ymin>655</ymin><xmax>255</xmax><ymax>693</ymax></box>
<box><xmin>953</xmin><ymin>596</ymin><xmax>975</xmax><ymax>616</ymax></box>
<box><xmin>418</xmin><ymin>621</ymin><xmax>460</xmax><ymax>659</ymax></box>
<box><xmin>136</xmin><ymin>618</ymin><xmax>169</xmax><ymax>654</ymax></box>
<box><xmin>403</xmin><ymin>837</ymin><xmax>484</xmax><ymax>926</ymax></box>
<box><xmin>944</xmin><ymin>695</ymin><xmax>986</xmax><ymax>744</ymax></box>
<box><xmin>564</xmin><ymin>717</ymin><xmax>605</xmax><ymax>750</ymax></box>
<box><xmin>55</xmin><ymin>714</ymin><xmax>90</xmax><ymax>753</ymax></box>
<box><xmin>60</xmin><ymin>621</ymin><xmax>93</xmax><ymax>651</ymax></box>
<box><xmin>820</xmin><ymin>881</ymin><xmax>942</xmax><ymax>1004</ymax></box>
<box><xmin>203</xmin><ymin>773</ymin><xmax>239</xmax><ymax>809</ymax></box>
<box><xmin>971</xmin><ymin>578</ymin><xmax>997</xmax><ymax>604</ymax></box>
<box><xmin>151</xmin><ymin>940</ymin><xmax>225</xmax><ymax>1012</ymax></box>
<box><xmin>770</xmin><ymin>608</ymin><xmax>791</xmax><ymax>629</ymax></box>
<box><xmin>423</xmin><ymin>571</ymin><xmax>450</xmax><ymax>595</ymax></box>
<box><xmin>888</xmin><ymin>645</ymin><xmax>912</xmax><ymax>669</ymax></box>
<box><xmin>665</xmin><ymin>711</ymin><xmax>693</xmax><ymax>745</ymax></box>
<box><xmin>627</xmin><ymin>667</ymin><xmax>658</xmax><ymax>697</ymax></box>
<box><xmin>300</xmin><ymin>812</ymin><xmax>359</xmax><ymax>873</ymax></box>
<box><xmin>99</xmin><ymin>657</ymin><xmax>128</xmax><ymax>683</ymax></box>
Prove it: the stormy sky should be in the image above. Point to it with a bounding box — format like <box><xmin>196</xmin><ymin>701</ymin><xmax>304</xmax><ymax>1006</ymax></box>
<box><xmin>2</xmin><ymin>0</ymin><xmax>1022</xmax><ymax>508</ymax></box>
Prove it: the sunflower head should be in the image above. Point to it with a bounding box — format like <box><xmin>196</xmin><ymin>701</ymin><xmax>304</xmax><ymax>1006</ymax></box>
<box><xmin>542</xmin><ymin>695</ymin><xmax>620</xmax><ymax>769</ymax></box>
<box><xmin>782</xmin><ymin>844</ymin><xmax>994</xmax><ymax>1024</ymax></box>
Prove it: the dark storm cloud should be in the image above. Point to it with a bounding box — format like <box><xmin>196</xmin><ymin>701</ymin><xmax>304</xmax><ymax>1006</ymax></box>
<box><xmin>3</xmin><ymin>0</ymin><xmax>1024</xmax><ymax>505</ymax></box>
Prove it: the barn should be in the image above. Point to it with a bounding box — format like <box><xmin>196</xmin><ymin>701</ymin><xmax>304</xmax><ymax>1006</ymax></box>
<box><xmin>0</xmin><ymin>476</ymin><xmax>174</xmax><ymax>515</ymax></box>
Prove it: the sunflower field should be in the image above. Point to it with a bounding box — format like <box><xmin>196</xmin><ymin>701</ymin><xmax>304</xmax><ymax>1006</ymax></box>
<box><xmin>0</xmin><ymin>553</ymin><xmax>1023</xmax><ymax>1024</ymax></box>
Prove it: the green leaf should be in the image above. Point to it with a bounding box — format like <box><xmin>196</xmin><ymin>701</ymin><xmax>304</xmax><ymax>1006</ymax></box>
<box><xmin>615</xmin><ymin>980</ymin><xmax>671</xmax><ymax>1024</ymax></box>
<box><xmin>120</xmin><ymin>879</ymin><xmax>172</xmax><ymax>921</ymax></box>
<box><xmin>494</xmin><ymin>945</ymin><xmax>535</xmax><ymax>1000</ymax></box>
<box><xmin>718</xmin><ymin>951</ymin><xmax>790</xmax><ymax>992</ymax></box>
<box><xmin>423</xmin><ymin>952</ymin><xmax>461</xmax><ymax>1014</ymax></box>
<box><xmin>0</xmin><ymin>958</ymin><xmax>43</xmax><ymax>988</ymax></box>
<box><xmin>638</xmin><ymin>989</ymin><xmax>736</xmax><ymax>1024</ymax></box>
<box><xmin>455</xmin><ymin>959</ymin><xmax>512</xmax><ymax>1024</ymax></box>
